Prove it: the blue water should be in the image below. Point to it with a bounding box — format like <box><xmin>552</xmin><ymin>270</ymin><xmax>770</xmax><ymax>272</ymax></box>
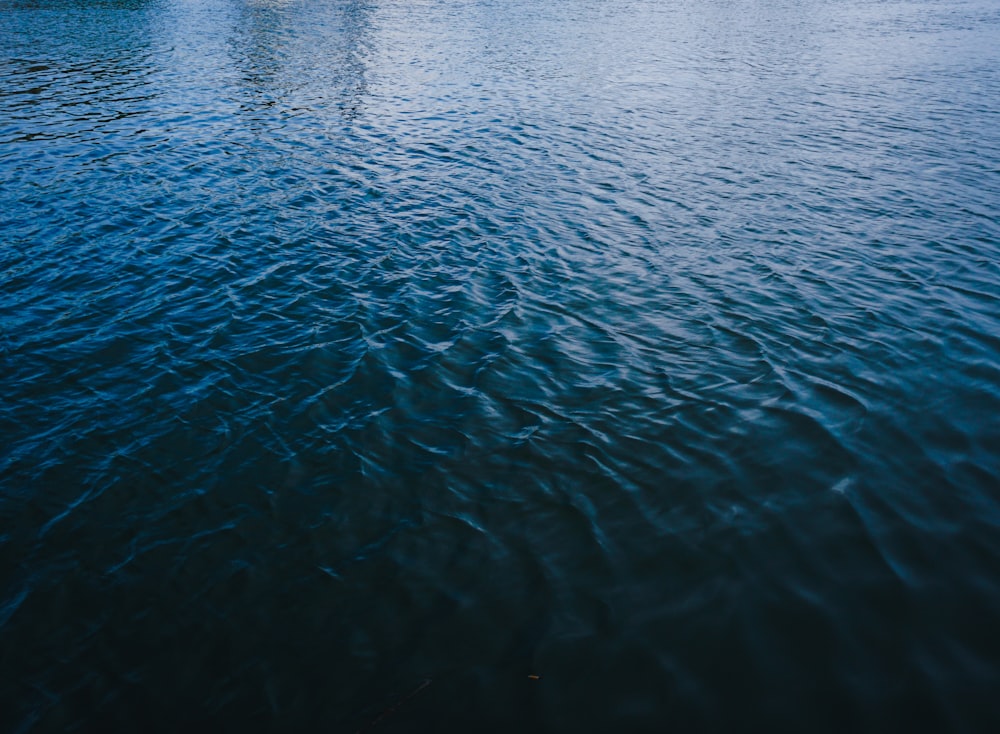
<box><xmin>2</xmin><ymin>0</ymin><xmax>1000</xmax><ymax>731</ymax></box>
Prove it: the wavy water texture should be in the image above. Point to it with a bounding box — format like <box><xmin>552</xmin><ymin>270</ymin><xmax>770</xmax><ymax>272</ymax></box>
<box><xmin>2</xmin><ymin>0</ymin><xmax>1000</xmax><ymax>732</ymax></box>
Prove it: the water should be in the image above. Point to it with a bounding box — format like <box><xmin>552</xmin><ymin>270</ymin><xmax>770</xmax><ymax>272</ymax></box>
<box><xmin>2</xmin><ymin>0</ymin><xmax>999</xmax><ymax>731</ymax></box>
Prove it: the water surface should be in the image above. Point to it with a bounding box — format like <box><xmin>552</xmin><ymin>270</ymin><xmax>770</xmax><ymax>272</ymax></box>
<box><xmin>2</xmin><ymin>0</ymin><xmax>1000</xmax><ymax>731</ymax></box>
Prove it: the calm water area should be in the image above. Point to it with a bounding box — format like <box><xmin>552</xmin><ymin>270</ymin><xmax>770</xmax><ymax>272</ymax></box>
<box><xmin>2</xmin><ymin>0</ymin><xmax>1000</xmax><ymax>731</ymax></box>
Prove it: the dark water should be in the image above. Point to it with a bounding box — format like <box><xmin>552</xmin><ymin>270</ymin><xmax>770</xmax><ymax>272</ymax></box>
<box><xmin>2</xmin><ymin>0</ymin><xmax>1000</xmax><ymax>731</ymax></box>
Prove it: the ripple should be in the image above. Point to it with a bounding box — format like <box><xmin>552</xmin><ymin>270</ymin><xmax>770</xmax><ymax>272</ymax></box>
<box><xmin>2</xmin><ymin>0</ymin><xmax>1000</xmax><ymax>731</ymax></box>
